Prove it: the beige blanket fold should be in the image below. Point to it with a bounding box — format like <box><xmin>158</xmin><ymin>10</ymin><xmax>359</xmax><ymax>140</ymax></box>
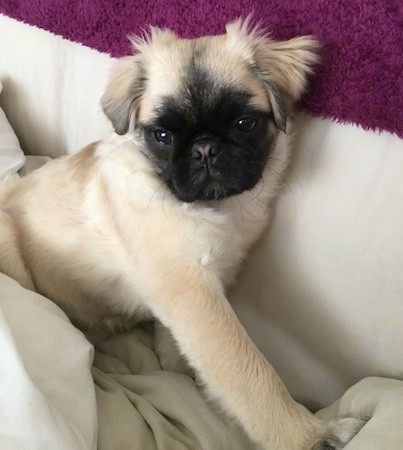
<box><xmin>93</xmin><ymin>328</ymin><xmax>403</xmax><ymax>450</ymax></box>
<box><xmin>93</xmin><ymin>328</ymin><xmax>255</xmax><ymax>450</ymax></box>
<box><xmin>1</xmin><ymin>272</ymin><xmax>403</xmax><ymax>449</ymax></box>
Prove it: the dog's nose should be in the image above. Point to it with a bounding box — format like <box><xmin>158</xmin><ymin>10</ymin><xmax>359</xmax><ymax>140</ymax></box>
<box><xmin>191</xmin><ymin>141</ymin><xmax>220</xmax><ymax>162</ymax></box>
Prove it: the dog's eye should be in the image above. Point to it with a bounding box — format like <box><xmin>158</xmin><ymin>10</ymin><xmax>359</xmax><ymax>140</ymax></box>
<box><xmin>236</xmin><ymin>117</ymin><xmax>257</xmax><ymax>132</ymax></box>
<box><xmin>154</xmin><ymin>129</ymin><xmax>174</xmax><ymax>145</ymax></box>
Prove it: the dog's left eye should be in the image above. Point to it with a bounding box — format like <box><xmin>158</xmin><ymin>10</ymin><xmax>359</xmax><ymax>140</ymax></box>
<box><xmin>236</xmin><ymin>117</ymin><xmax>257</xmax><ymax>132</ymax></box>
<box><xmin>154</xmin><ymin>129</ymin><xmax>174</xmax><ymax>145</ymax></box>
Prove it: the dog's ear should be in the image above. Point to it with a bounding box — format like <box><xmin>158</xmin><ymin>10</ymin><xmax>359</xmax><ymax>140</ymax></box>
<box><xmin>101</xmin><ymin>55</ymin><xmax>147</xmax><ymax>135</ymax></box>
<box><xmin>101</xmin><ymin>27</ymin><xmax>178</xmax><ymax>135</ymax></box>
<box><xmin>226</xmin><ymin>19</ymin><xmax>319</xmax><ymax>131</ymax></box>
<box><xmin>254</xmin><ymin>36</ymin><xmax>320</xmax><ymax>131</ymax></box>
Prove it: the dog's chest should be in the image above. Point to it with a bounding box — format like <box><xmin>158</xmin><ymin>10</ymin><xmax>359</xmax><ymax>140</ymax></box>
<box><xmin>130</xmin><ymin>202</ymin><xmax>250</xmax><ymax>284</ymax></box>
<box><xmin>92</xmin><ymin>201</ymin><xmax>256</xmax><ymax>323</ymax></box>
<box><xmin>182</xmin><ymin>204</ymin><xmax>247</xmax><ymax>282</ymax></box>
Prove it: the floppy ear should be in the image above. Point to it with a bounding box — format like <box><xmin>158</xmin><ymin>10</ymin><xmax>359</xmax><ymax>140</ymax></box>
<box><xmin>226</xmin><ymin>19</ymin><xmax>319</xmax><ymax>131</ymax></box>
<box><xmin>254</xmin><ymin>36</ymin><xmax>320</xmax><ymax>131</ymax></box>
<box><xmin>101</xmin><ymin>27</ymin><xmax>178</xmax><ymax>135</ymax></box>
<box><xmin>101</xmin><ymin>55</ymin><xmax>147</xmax><ymax>135</ymax></box>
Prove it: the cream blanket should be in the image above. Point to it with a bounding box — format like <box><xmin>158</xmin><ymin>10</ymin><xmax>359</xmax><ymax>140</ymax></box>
<box><xmin>1</xmin><ymin>273</ymin><xmax>403</xmax><ymax>449</ymax></box>
<box><xmin>0</xmin><ymin>80</ymin><xmax>25</xmax><ymax>180</ymax></box>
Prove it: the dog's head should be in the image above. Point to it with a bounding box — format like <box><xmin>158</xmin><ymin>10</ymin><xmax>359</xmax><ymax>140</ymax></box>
<box><xmin>102</xmin><ymin>19</ymin><xmax>318</xmax><ymax>202</ymax></box>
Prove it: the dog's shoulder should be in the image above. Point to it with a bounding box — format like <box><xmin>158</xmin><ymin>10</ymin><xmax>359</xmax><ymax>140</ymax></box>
<box><xmin>0</xmin><ymin>173</ymin><xmax>21</xmax><ymax>206</ymax></box>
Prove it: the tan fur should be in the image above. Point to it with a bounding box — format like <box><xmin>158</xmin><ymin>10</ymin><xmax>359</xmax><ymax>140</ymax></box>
<box><xmin>0</xmin><ymin>20</ymin><xmax>363</xmax><ymax>449</ymax></box>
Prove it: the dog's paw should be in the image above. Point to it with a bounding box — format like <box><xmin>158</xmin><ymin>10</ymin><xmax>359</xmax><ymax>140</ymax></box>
<box><xmin>313</xmin><ymin>417</ymin><xmax>368</xmax><ymax>449</ymax></box>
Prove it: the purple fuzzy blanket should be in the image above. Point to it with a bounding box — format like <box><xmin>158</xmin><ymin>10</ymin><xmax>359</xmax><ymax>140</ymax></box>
<box><xmin>1</xmin><ymin>1</ymin><xmax>402</xmax><ymax>137</ymax></box>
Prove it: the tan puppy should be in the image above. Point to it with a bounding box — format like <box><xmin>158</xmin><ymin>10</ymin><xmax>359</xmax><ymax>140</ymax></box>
<box><xmin>0</xmin><ymin>19</ymin><xmax>364</xmax><ymax>449</ymax></box>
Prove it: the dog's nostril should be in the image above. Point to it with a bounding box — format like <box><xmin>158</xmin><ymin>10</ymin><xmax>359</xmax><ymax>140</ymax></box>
<box><xmin>192</xmin><ymin>143</ymin><xmax>219</xmax><ymax>160</ymax></box>
<box><xmin>192</xmin><ymin>148</ymin><xmax>204</xmax><ymax>159</ymax></box>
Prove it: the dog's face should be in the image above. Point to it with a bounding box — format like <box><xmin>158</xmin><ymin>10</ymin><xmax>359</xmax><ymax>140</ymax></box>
<box><xmin>102</xmin><ymin>19</ymin><xmax>318</xmax><ymax>202</ymax></box>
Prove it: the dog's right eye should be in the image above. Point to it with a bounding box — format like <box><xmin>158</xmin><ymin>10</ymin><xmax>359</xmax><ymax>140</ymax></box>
<box><xmin>154</xmin><ymin>129</ymin><xmax>174</xmax><ymax>145</ymax></box>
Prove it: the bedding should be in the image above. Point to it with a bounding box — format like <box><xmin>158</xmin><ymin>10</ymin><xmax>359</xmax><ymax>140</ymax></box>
<box><xmin>0</xmin><ymin>273</ymin><xmax>254</xmax><ymax>450</ymax></box>
<box><xmin>0</xmin><ymin>273</ymin><xmax>96</xmax><ymax>450</ymax></box>
<box><xmin>2</xmin><ymin>272</ymin><xmax>403</xmax><ymax>449</ymax></box>
<box><xmin>0</xmin><ymin>3</ymin><xmax>403</xmax><ymax>449</ymax></box>
<box><xmin>0</xmin><ymin>80</ymin><xmax>25</xmax><ymax>180</ymax></box>
<box><xmin>0</xmin><ymin>78</ymin><xmax>52</xmax><ymax>178</ymax></box>
<box><xmin>0</xmin><ymin>274</ymin><xmax>403</xmax><ymax>450</ymax></box>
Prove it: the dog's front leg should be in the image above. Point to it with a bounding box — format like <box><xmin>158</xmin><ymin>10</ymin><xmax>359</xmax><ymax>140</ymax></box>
<box><xmin>140</xmin><ymin>263</ymin><xmax>326</xmax><ymax>450</ymax></box>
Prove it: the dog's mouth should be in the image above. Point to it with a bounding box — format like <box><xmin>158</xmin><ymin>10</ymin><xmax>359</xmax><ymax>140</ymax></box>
<box><xmin>193</xmin><ymin>174</ymin><xmax>228</xmax><ymax>201</ymax></box>
<box><xmin>168</xmin><ymin>168</ymin><xmax>220</xmax><ymax>202</ymax></box>
<box><xmin>167</xmin><ymin>165</ymin><xmax>260</xmax><ymax>203</ymax></box>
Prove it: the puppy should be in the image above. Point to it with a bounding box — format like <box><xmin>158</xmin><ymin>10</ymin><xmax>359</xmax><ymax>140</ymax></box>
<box><xmin>0</xmin><ymin>19</ymin><xmax>364</xmax><ymax>450</ymax></box>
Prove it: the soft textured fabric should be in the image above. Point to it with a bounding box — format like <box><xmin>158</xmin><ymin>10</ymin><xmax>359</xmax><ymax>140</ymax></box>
<box><xmin>93</xmin><ymin>334</ymin><xmax>403</xmax><ymax>450</ymax></box>
<box><xmin>0</xmin><ymin>16</ymin><xmax>112</xmax><ymax>158</ymax></box>
<box><xmin>0</xmin><ymin>272</ymin><xmax>254</xmax><ymax>449</ymax></box>
<box><xmin>0</xmin><ymin>274</ymin><xmax>97</xmax><ymax>449</ymax></box>
<box><xmin>0</xmin><ymin>274</ymin><xmax>308</xmax><ymax>450</ymax></box>
<box><xmin>317</xmin><ymin>377</ymin><xmax>403</xmax><ymax>449</ymax></box>
<box><xmin>0</xmin><ymin>1</ymin><xmax>402</xmax><ymax>137</ymax></box>
<box><xmin>93</xmin><ymin>330</ymin><xmax>255</xmax><ymax>450</ymax></box>
<box><xmin>0</xmin><ymin>80</ymin><xmax>25</xmax><ymax>180</ymax></box>
<box><xmin>2</xmin><ymin>271</ymin><xmax>403</xmax><ymax>449</ymax></box>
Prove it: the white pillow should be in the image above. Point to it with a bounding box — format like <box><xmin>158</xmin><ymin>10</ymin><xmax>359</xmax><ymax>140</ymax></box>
<box><xmin>0</xmin><ymin>273</ymin><xmax>97</xmax><ymax>449</ymax></box>
<box><xmin>0</xmin><ymin>80</ymin><xmax>25</xmax><ymax>180</ymax></box>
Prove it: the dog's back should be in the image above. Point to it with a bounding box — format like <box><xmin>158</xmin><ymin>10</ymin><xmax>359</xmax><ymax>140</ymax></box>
<box><xmin>0</xmin><ymin>174</ymin><xmax>35</xmax><ymax>290</ymax></box>
<box><xmin>0</xmin><ymin>173</ymin><xmax>20</xmax><ymax>204</ymax></box>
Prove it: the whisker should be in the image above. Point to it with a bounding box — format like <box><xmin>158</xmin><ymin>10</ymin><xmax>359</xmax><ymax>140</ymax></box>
<box><xmin>97</xmin><ymin>140</ymin><xmax>132</xmax><ymax>167</ymax></box>
<box><xmin>234</xmin><ymin>195</ymin><xmax>247</xmax><ymax>233</ymax></box>
<box><xmin>161</xmin><ymin>186</ymin><xmax>172</xmax><ymax>219</ymax></box>
<box><xmin>147</xmin><ymin>179</ymin><xmax>170</xmax><ymax>210</ymax></box>
<box><xmin>246</xmin><ymin>178</ymin><xmax>266</xmax><ymax>205</ymax></box>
